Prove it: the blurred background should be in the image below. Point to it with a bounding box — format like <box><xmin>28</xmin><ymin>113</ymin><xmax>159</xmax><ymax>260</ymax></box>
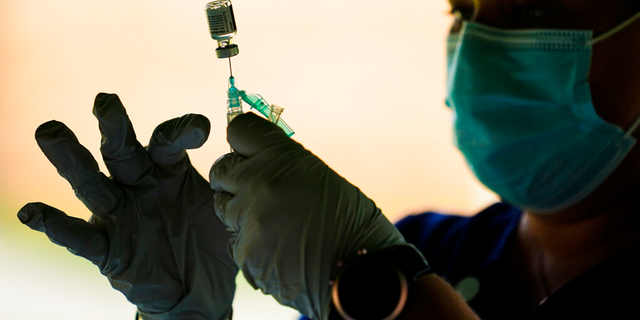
<box><xmin>0</xmin><ymin>0</ymin><xmax>497</xmax><ymax>319</ymax></box>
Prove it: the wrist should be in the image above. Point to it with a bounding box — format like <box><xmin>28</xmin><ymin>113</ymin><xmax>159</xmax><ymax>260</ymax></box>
<box><xmin>136</xmin><ymin>308</ymin><xmax>233</xmax><ymax>320</ymax></box>
<box><xmin>135</xmin><ymin>290</ymin><xmax>235</xmax><ymax>320</ymax></box>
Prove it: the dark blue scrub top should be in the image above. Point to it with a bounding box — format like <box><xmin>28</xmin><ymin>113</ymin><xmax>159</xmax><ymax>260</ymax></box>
<box><xmin>301</xmin><ymin>203</ymin><xmax>640</xmax><ymax>319</ymax></box>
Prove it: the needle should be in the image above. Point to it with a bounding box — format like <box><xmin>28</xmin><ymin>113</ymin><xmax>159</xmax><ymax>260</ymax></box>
<box><xmin>228</xmin><ymin>57</ymin><xmax>233</xmax><ymax>77</ymax></box>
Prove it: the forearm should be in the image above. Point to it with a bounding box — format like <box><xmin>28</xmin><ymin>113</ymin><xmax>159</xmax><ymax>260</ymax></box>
<box><xmin>398</xmin><ymin>273</ymin><xmax>480</xmax><ymax>320</ymax></box>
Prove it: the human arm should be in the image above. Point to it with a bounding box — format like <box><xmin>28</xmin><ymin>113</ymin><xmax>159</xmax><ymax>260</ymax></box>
<box><xmin>398</xmin><ymin>273</ymin><xmax>479</xmax><ymax>320</ymax></box>
<box><xmin>18</xmin><ymin>93</ymin><xmax>238</xmax><ymax>319</ymax></box>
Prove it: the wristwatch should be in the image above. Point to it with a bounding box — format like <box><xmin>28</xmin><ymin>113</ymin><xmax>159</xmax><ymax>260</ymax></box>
<box><xmin>329</xmin><ymin>245</ymin><xmax>431</xmax><ymax>320</ymax></box>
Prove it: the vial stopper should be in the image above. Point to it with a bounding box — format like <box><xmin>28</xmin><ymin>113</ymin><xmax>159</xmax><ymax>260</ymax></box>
<box><xmin>216</xmin><ymin>44</ymin><xmax>239</xmax><ymax>58</ymax></box>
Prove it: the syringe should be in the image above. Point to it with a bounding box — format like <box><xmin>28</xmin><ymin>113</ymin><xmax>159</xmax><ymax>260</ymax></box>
<box><xmin>206</xmin><ymin>1</ymin><xmax>294</xmax><ymax>137</ymax></box>
<box><xmin>226</xmin><ymin>76</ymin><xmax>243</xmax><ymax>125</ymax></box>
<box><xmin>226</xmin><ymin>76</ymin><xmax>295</xmax><ymax>136</ymax></box>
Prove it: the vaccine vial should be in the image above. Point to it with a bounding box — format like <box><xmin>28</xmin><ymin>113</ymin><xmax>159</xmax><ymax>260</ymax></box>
<box><xmin>205</xmin><ymin>0</ymin><xmax>239</xmax><ymax>58</ymax></box>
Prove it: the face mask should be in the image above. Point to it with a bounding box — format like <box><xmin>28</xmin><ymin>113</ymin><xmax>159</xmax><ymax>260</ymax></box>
<box><xmin>445</xmin><ymin>12</ymin><xmax>640</xmax><ymax>213</ymax></box>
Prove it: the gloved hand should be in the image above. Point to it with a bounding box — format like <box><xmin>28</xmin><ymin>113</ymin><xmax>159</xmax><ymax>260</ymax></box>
<box><xmin>210</xmin><ymin>113</ymin><xmax>407</xmax><ymax>319</ymax></box>
<box><xmin>17</xmin><ymin>93</ymin><xmax>238</xmax><ymax>320</ymax></box>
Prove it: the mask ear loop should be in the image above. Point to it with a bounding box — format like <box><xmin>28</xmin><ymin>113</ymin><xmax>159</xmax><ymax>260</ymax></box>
<box><xmin>589</xmin><ymin>11</ymin><xmax>640</xmax><ymax>139</ymax></box>
<box><xmin>590</xmin><ymin>11</ymin><xmax>640</xmax><ymax>45</ymax></box>
<box><xmin>624</xmin><ymin>112</ymin><xmax>640</xmax><ymax>139</ymax></box>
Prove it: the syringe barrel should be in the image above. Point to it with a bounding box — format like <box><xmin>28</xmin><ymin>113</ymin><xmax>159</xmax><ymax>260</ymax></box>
<box><xmin>227</xmin><ymin>107</ymin><xmax>243</xmax><ymax>124</ymax></box>
<box><xmin>227</xmin><ymin>77</ymin><xmax>243</xmax><ymax>124</ymax></box>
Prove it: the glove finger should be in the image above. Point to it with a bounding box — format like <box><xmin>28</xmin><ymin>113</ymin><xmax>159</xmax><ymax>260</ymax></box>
<box><xmin>147</xmin><ymin>114</ymin><xmax>211</xmax><ymax>166</ymax></box>
<box><xmin>36</xmin><ymin>121</ymin><xmax>122</xmax><ymax>216</ymax></box>
<box><xmin>209</xmin><ymin>152</ymin><xmax>248</xmax><ymax>194</ymax></box>
<box><xmin>18</xmin><ymin>202</ymin><xmax>108</xmax><ymax>265</ymax></box>
<box><xmin>92</xmin><ymin>93</ymin><xmax>154</xmax><ymax>185</ymax></box>
<box><xmin>213</xmin><ymin>191</ymin><xmax>241</xmax><ymax>232</ymax></box>
<box><xmin>227</xmin><ymin>112</ymin><xmax>292</xmax><ymax>158</ymax></box>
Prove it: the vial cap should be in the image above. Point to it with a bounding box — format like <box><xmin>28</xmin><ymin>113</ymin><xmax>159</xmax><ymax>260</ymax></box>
<box><xmin>216</xmin><ymin>44</ymin><xmax>239</xmax><ymax>58</ymax></box>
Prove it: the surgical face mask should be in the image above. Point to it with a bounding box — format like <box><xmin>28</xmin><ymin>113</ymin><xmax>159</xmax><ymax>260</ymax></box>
<box><xmin>445</xmin><ymin>12</ymin><xmax>640</xmax><ymax>213</ymax></box>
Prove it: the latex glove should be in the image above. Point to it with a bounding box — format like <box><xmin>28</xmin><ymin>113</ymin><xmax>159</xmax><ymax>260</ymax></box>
<box><xmin>210</xmin><ymin>113</ymin><xmax>407</xmax><ymax>319</ymax></box>
<box><xmin>18</xmin><ymin>93</ymin><xmax>238</xmax><ymax>320</ymax></box>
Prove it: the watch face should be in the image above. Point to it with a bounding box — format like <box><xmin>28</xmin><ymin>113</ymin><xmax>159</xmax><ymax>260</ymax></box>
<box><xmin>332</xmin><ymin>258</ymin><xmax>408</xmax><ymax>320</ymax></box>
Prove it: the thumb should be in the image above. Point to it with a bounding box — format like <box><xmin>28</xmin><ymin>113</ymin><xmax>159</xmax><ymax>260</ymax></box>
<box><xmin>147</xmin><ymin>114</ymin><xmax>211</xmax><ymax>166</ymax></box>
<box><xmin>18</xmin><ymin>202</ymin><xmax>108</xmax><ymax>266</ymax></box>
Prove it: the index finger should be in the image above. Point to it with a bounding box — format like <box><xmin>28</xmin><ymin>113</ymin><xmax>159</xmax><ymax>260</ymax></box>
<box><xmin>147</xmin><ymin>114</ymin><xmax>211</xmax><ymax>166</ymax></box>
<box><xmin>227</xmin><ymin>112</ymin><xmax>292</xmax><ymax>158</ymax></box>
